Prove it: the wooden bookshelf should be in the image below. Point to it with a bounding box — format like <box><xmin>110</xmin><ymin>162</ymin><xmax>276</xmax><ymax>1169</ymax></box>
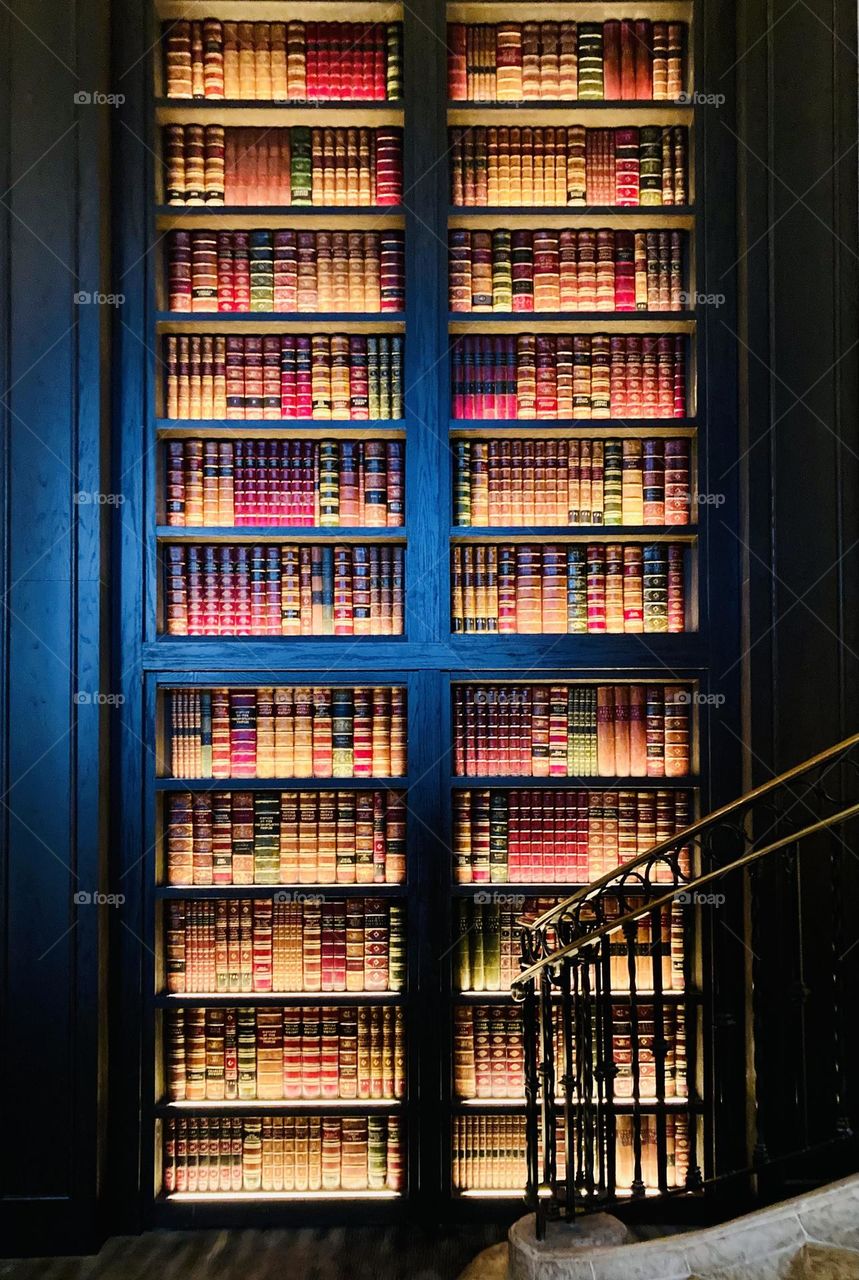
<box><xmin>106</xmin><ymin>0</ymin><xmax>739</xmax><ymax>1227</ymax></box>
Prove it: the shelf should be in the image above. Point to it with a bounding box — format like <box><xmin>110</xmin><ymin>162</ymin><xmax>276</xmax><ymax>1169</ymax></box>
<box><xmin>155</xmin><ymin>776</ymin><xmax>409</xmax><ymax>791</ymax></box>
<box><xmin>156</xmin><ymin>1098</ymin><xmax>404</xmax><ymax>1115</ymax></box>
<box><xmin>156</xmin><ymin>101</ymin><xmax>403</xmax><ymax>126</ymax></box>
<box><xmin>156</xmin><ymin>526</ymin><xmax>406</xmax><ymax>542</ymax></box>
<box><xmin>161</xmin><ymin>1190</ymin><xmax>403</xmax><ymax>1203</ymax></box>
<box><xmin>449</xmin><ymin>526</ymin><xmax>696</xmax><ymax>541</ymax></box>
<box><xmin>156</xmin><ymin>419</ymin><xmax>406</xmax><ymax>437</ymax></box>
<box><xmin>448</xmin><ymin>105</ymin><xmax>692</xmax><ymax>127</ymax></box>
<box><xmin>456</xmin><ymin>989</ymin><xmax>696</xmax><ymax>1001</ymax></box>
<box><xmin>449</xmin><ymin>419</ymin><xmax>696</xmax><ymax>438</ymax></box>
<box><xmin>449</xmin><ymin>316</ymin><xmax>695</xmax><ymax>335</ymax></box>
<box><xmin>157</xmin><ymin>315</ymin><xmax>405</xmax><ymax>334</ymax></box>
<box><xmin>451</xmin><ymin>776</ymin><xmax>695</xmax><ymax>789</ymax></box>
<box><xmin>450</xmin><ymin>878</ymin><xmax>682</xmax><ymax>895</ymax></box>
<box><xmin>447</xmin><ymin>1</ymin><xmax>692</xmax><ymax>19</ymax></box>
<box><xmin>449</xmin><ymin>311</ymin><xmax>695</xmax><ymax>324</ymax></box>
<box><xmin>156</xmin><ymin>991</ymin><xmax>404</xmax><ymax>1006</ymax></box>
<box><xmin>450</xmin><ymin>206</ymin><xmax>695</xmax><ymax>223</ymax></box>
<box><xmin>156</xmin><ymin>883</ymin><xmax>407</xmax><ymax>898</ymax></box>
<box><xmin>453</xmin><ymin>1097</ymin><xmax>693</xmax><ymax>1110</ymax></box>
<box><xmin>157</xmin><ymin>207</ymin><xmax>406</xmax><ymax>230</ymax></box>
<box><xmin>157</xmin><ymin>0</ymin><xmax>403</xmax><ymax>18</ymax></box>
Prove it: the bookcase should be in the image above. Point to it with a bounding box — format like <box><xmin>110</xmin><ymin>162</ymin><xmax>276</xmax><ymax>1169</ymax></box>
<box><xmin>112</xmin><ymin>0</ymin><xmax>740</xmax><ymax>1227</ymax></box>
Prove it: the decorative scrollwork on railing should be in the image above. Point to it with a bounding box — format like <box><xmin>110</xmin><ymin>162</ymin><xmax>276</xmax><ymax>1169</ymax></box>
<box><xmin>512</xmin><ymin>731</ymin><xmax>859</xmax><ymax>1240</ymax></box>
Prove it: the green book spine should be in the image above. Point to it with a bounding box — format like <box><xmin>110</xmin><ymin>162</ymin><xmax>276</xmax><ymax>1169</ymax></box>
<box><xmin>253</xmin><ymin>793</ymin><xmax>280</xmax><ymax>884</ymax></box>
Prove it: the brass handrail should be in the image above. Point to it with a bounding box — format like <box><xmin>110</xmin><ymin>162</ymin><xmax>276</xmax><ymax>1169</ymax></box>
<box><xmin>513</xmin><ymin>799</ymin><xmax>859</xmax><ymax>990</ymax></box>
<box><xmin>516</xmin><ymin>728</ymin><xmax>859</xmax><ymax>941</ymax></box>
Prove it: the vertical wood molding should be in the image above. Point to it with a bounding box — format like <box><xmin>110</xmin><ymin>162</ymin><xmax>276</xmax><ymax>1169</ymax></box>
<box><xmin>0</xmin><ymin>0</ymin><xmax>109</xmax><ymax>1253</ymax></box>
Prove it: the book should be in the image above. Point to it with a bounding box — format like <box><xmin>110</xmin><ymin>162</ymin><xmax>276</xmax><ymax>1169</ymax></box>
<box><xmin>450</xmin><ymin>333</ymin><xmax>688</xmax><ymax>420</ymax></box>
<box><xmin>449</xmin><ymin>125</ymin><xmax>689</xmax><ymax>208</ymax></box>
<box><xmin>164</xmin><ymin>125</ymin><xmax>403</xmax><ymax>207</ymax></box>
<box><xmin>162</xmin><ymin>1113</ymin><xmax>404</xmax><ymax>1194</ymax></box>
<box><xmin>165</xmin><ymin>685</ymin><xmax>407</xmax><ymax>779</ymax></box>
<box><xmin>452</xmin><ymin>786</ymin><xmax>692</xmax><ymax>883</ymax></box>
<box><xmin>450</xmin><ymin>542</ymin><xmax>687</xmax><ymax>633</ymax></box>
<box><xmin>163</xmin><ymin>333</ymin><xmax>403</xmax><ymax>422</ymax></box>
<box><xmin>449</xmin><ymin>228</ymin><xmax>685</xmax><ymax>313</ymax></box>
<box><xmin>165</xmin><ymin>438</ymin><xmax>405</xmax><ymax>528</ymax></box>
<box><xmin>165</xmin><ymin>896</ymin><xmax>405</xmax><ymax>994</ymax></box>
<box><xmin>163</xmin><ymin>543</ymin><xmax>405</xmax><ymax>636</ymax></box>
<box><xmin>452</xmin><ymin>437</ymin><xmax>691</xmax><ymax>526</ymax></box>
<box><xmin>168</xmin><ymin>229</ymin><xmax>405</xmax><ymax>315</ymax></box>
<box><xmin>164</xmin><ymin>20</ymin><xmax>403</xmax><ymax>102</ymax></box>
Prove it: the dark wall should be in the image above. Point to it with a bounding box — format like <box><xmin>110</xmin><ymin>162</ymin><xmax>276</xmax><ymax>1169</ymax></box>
<box><xmin>0</xmin><ymin>0</ymin><xmax>109</xmax><ymax>1255</ymax></box>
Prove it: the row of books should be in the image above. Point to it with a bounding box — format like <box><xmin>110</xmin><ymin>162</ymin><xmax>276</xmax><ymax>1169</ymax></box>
<box><xmin>452</xmin><ymin>1003</ymin><xmax>686</xmax><ymax>1100</ymax></box>
<box><xmin>164</xmin><ymin>1004</ymin><xmax>405</xmax><ymax>1102</ymax></box>
<box><xmin>163</xmin><ymin>20</ymin><xmax>402</xmax><ymax>102</ymax></box>
<box><xmin>165</xmin><ymin>789</ymin><xmax>406</xmax><ymax>887</ymax></box>
<box><xmin>163</xmin><ymin>334</ymin><xmax>404</xmax><ymax>422</ymax></box>
<box><xmin>166</xmin><ymin>686</ymin><xmax>407</xmax><ymax>780</ymax></box>
<box><xmin>452</xmin><ymin>684</ymin><xmax>692</xmax><ymax>779</ymax></box>
<box><xmin>166</xmin><ymin>229</ymin><xmax>405</xmax><ymax>314</ymax></box>
<box><xmin>449</xmin><ymin>126</ymin><xmax>689</xmax><ymax>208</ymax></box>
<box><xmin>452</xmin><ymin>788</ymin><xmax>692</xmax><ymax>884</ymax></box>
<box><xmin>164</xmin><ymin>439</ymin><xmax>405</xmax><ymax>528</ymax></box>
<box><xmin>162</xmin><ymin>1115</ymin><xmax>404</xmax><ymax>1195</ymax></box>
<box><xmin>448</xmin><ymin>228</ymin><xmax>685</xmax><ymax>314</ymax></box>
<box><xmin>450</xmin><ymin>335</ymin><xmax>688</xmax><ymax>420</ymax></box>
<box><xmin>163</xmin><ymin>125</ymin><xmax>403</xmax><ymax>207</ymax></box>
<box><xmin>451</xmin><ymin>1113</ymin><xmax>689</xmax><ymax>1193</ymax></box>
<box><xmin>163</xmin><ymin>543</ymin><xmax>405</xmax><ymax>637</ymax></box>
<box><xmin>453</xmin><ymin>438</ymin><xmax>692</xmax><ymax>528</ymax></box>
<box><xmin>165</xmin><ymin>898</ymin><xmax>406</xmax><ymax>994</ymax></box>
<box><xmin>449</xmin><ymin>542</ymin><xmax>688</xmax><ymax>635</ymax></box>
<box><xmin>447</xmin><ymin>21</ymin><xmax>686</xmax><ymax>102</ymax></box>
<box><xmin>453</xmin><ymin>898</ymin><xmax>685</xmax><ymax>992</ymax></box>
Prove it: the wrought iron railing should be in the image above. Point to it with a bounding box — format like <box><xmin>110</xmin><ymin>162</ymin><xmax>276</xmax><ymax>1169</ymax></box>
<box><xmin>512</xmin><ymin>732</ymin><xmax>859</xmax><ymax>1237</ymax></box>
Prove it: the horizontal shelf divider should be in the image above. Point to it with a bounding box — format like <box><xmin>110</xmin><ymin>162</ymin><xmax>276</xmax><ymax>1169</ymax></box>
<box><xmin>450</xmin><ymin>204</ymin><xmax>695</xmax><ymax>218</ymax></box>
<box><xmin>155</xmin><ymin>991</ymin><xmax>404</xmax><ymax>1006</ymax></box>
<box><xmin>142</xmin><ymin>634</ymin><xmax>709</xmax><ymax>671</ymax></box>
<box><xmin>449</xmin><ymin>525</ymin><xmax>696</xmax><ymax>540</ymax></box>
<box><xmin>156</xmin><ymin>205</ymin><xmax>406</xmax><ymax>223</ymax></box>
<box><xmin>156</xmin><ymin>526</ymin><xmax>406</xmax><ymax>542</ymax></box>
<box><xmin>450</xmin><ymin>775</ymin><xmax>695</xmax><ymax>790</ymax></box>
<box><xmin>156</xmin><ymin>315</ymin><xmax>405</xmax><ymax>334</ymax></box>
<box><xmin>155</xmin><ymin>1099</ymin><xmax>404</xmax><ymax>1116</ymax></box>
<box><xmin>450</xmin><ymin>875</ymin><xmax>689</xmax><ymax>894</ymax></box>
<box><xmin>155</xmin><ymin>776</ymin><xmax>408</xmax><ymax>791</ymax></box>
<box><xmin>156</xmin><ymin>101</ymin><xmax>404</xmax><ymax>126</ymax></box>
<box><xmin>452</xmin><ymin>1097</ymin><xmax>698</xmax><ymax>1111</ymax></box>
<box><xmin>448</xmin><ymin>311</ymin><xmax>696</xmax><ymax>325</ymax></box>
<box><xmin>156</xmin><ymin>0</ymin><xmax>404</xmax><ymax>18</ymax></box>
<box><xmin>448</xmin><ymin>105</ymin><xmax>692</xmax><ymax>128</ymax></box>
<box><xmin>160</xmin><ymin>1190</ymin><xmax>404</xmax><ymax>1203</ymax></box>
<box><xmin>156</xmin><ymin>882</ymin><xmax>407</xmax><ymax>898</ymax></box>
<box><xmin>450</xmin><ymin>418</ymin><xmax>696</xmax><ymax>431</ymax></box>
<box><xmin>448</xmin><ymin>316</ymin><xmax>694</xmax><ymax>334</ymax></box>
<box><xmin>456</xmin><ymin>988</ymin><xmax>698</xmax><ymax>1002</ymax></box>
<box><xmin>156</xmin><ymin>419</ymin><xmax>407</xmax><ymax>436</ymax></box>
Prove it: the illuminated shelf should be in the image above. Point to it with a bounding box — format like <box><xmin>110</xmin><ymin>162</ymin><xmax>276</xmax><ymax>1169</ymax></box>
<box><xmin>156</xmin><ymin>991</ymin><xmax>404</xmax><ymax>1006</ymax></box>
<box><xmin>448</xmin><ymin>311</ymin><xmax>696</xmax><ymax>324</ymax></box>
<box><xmin>449</xmin><ymin>316</ymin><xmax>695</xmax><ymax>335</ymax></box>
<box><xmin>454</xmin><ymin>1189</ymin><xmax>524</xmax><ymax>1200</ymax></box>
<box><xmin>450</xmin><ymin>879</ymin><xmax>678</xmax><ymax>895</ymax></box>
<box><xmin>157</xmin><ymin>315</ymin><xmax>405</xmax><ymax>334</ymax></box>
<box><xmin>156</xmin><ymin>1098</ymin><xmax>404</xmax><ymax>1114</ymax></box>
<box><xmin>156</xmin><ymin>207</ymin><xmax>406</xmax><ymax>229</ymax></box>
<box><xmin>449</xmin><ymin>420</ymin><xmax>697</xmax><ymax>438</ymax></box>
<box><xmin>156</xmin><ymin>526</ymin><xmax>406</xmax><ymax>542</ymax></box>
<box><xmin>447</xmin><ymin>1</ymin><xmax>692</xmax><ymax>17</ymax></box>
<box><xmin>456</xmin><ymin>989</ymin><xmax>697</xmax><ymax>1002</ymax></box>
<box><xmin>449</xmin><ymin>526</ymin><xmax>697</xmax><ymax>540</ymax></box>
<box><xmin>156</xmin><ymin>419</ymin><xmax>407</xmax><ymax>437</ymax></box>
<box><xmin>162</xmin><ymin>1189</ymin><xmax>403</xmax><ymax>1202</ymax></box>
<box><xmin>451</xmin><ymin>775</ymin><xmax>696</xmax><ymax>789</ymax></box>
<box><xmin>157</xmin><ymin>0</ymin><xmax>403</xmax><ymax>17</ymax></box>
<box><xmin>156</xmin><ymin>101</ymin><xmax>403</xmax><ymax>126</ymax></box>
<box><xmin>454</xmin><ymin>1097</ymin><xmax>693</xmax><ymax>1109</ymax></box>
<box><xmin>448</xmin><ymin>105</ymin><xmax>692</xmax><ymax>127</ymax></box>
<box><xmin>156</xmin><ymin>883</ymin><xmax>406</xmax><ymax>898</ymax></box>
<box><xmin>155</xmin><ymin>776</ymin><xmax>409</xmax><ymax>791</ymax></box>
<box><xmin>449</xmin><ymin>206</ymin><xmax>695</xmax><ymax>224</ymax></box>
